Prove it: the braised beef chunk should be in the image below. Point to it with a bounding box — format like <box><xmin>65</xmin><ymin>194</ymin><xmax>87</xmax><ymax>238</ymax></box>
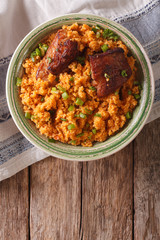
<box><xmin>36</xmin><ymin>29</ymin><xmax>79</xmax><ymax>80</ymax></box>
<box><xmin>89</xmin><ymin>48</ymin><xmax>132</xmax><ymax>97</ymax></box>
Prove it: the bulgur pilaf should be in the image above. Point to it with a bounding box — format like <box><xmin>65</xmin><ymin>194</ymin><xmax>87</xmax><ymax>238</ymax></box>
<box><xmin>18</xmin><ymin>23</ymin><xmax>141</xmax><ymax>147</ymax></box>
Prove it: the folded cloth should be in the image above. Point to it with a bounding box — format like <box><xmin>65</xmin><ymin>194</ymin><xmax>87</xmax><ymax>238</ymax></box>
<box><xmin>0</xmin><ymin>0</ymin><xmax>160</xmax><ymax>181</ymax></box>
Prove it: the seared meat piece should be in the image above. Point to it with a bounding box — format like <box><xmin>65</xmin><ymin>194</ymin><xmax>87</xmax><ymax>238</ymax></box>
<box><xmin>36</xmin><ymin>29</ymin><xmax>79</xmax><ymax>80</ymax></box>
<box><xmin>89</xmin><ymin>48</ymin><xmax>132</xmax><ymax>97</ymax></box>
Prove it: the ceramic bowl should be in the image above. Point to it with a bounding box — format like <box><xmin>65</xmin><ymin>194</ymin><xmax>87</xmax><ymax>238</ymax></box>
<box><xmin>6</xmin><ymin>14</ymin><xmax>154</xmax><ymax>161</ymax></box>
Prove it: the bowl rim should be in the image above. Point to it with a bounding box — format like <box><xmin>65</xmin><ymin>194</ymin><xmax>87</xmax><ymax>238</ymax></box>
<box><xmin>6</xmin><ymin>13</ymin><xmax>155</xmax><ymax>161</ymax></box>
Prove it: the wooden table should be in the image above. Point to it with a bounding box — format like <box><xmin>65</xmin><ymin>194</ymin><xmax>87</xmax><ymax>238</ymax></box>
<box><xmin>0</xmin><ymin>118</ymin><xmax>160</xmax><ymax>240</ymax></box>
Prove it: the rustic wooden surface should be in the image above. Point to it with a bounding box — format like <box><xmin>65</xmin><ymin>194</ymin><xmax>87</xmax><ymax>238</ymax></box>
<box><xmin>0</xmin><ymin>118</ymin><xmax>160</xmax><ymax>240</ymax></box>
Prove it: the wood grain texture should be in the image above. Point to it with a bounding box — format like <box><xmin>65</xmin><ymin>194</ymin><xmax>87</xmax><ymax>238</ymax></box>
<box><xmin>0</xmin><ymin>169</ymin><xmax>29</xmax><ymax>240</ymax></box>
<box><xmin>81</xmin><ymin>143</ymin><xmax>133</xmax><ymax>240</ymax></box>
<box><xmin>30</xmin><ymin>156</ymin><xmax>82</xmax><ymax>240</ymax></box>
<box><xmin>134</xmin><ymin>118</ymin><xmax>160</xmax><ymax>240</ymax></box>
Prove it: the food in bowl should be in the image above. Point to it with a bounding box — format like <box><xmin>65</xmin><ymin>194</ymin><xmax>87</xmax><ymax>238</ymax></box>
<box><xmin>17</xmin><ymin>23</ymin><xmax>142</xmax><ymax>147</ymax></box>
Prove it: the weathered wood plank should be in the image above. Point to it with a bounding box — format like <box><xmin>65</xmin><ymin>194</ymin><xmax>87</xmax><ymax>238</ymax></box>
<box><xmin>134</xmin><ymin>118</ymin><xmax>160</xmax><ymax>240</ymax></box>
<box><xmin>0</xmin><ymin>169</ymin><xmax>29</xmax><ymax>240</ymax></box>
<box><xmin>81</xmin><ymin>143</ymin><xmax>133</xmax><ymax>240</ymax></box>
<box><xmin>30</xmin><ymin>156</ymin><xmax>82</xmax><ymax>240</ymax></box>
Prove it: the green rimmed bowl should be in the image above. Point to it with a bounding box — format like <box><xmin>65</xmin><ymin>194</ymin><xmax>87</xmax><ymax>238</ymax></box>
<box><xmin>6</xmin><ymin>14</ymin><xmax>154</xmax><ymax>161</ymax></box>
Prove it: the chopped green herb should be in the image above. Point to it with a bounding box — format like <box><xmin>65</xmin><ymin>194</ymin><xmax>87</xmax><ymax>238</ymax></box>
<box><xmin>110</xmin><ymin>35</ymin><xmax>119</xmax><ymax>41</ymax></box>
<box><xmin>68</xmin><ymin>124</ymin><xmax>75</xmax><ymax>130</ymax></box>
<box><xmin>56</xmin><ymin>48</ymin><xmax>59</xmax><ymax>51</ymax></box>
<box><xmin>41</xmin><ymin>44</ymin><xmax>48</xmax><ymax>52</ymax></box>
<box><xmin>128</xmin><ymin>90</ymin><xmax>132</xmax><ymax>95</ymax></box>
<box><xmin>126</xmin><ymin>111</ymin><xmax>132</xmax><ymax>119</ymax></box>
<box><xmin>101</xmin><ymin>44</ymin><xmax>108</xmax><ymax>52</ymax></box>
<box><xmin>41</xmin><ymin>97</ymin><xmax>44</xmax><ymax>102</ymax></box>
<box><xmin>69</xmin><ymin>76</ymin><xmax>74</xmax><ymax>82</ymax></box>
<box><xmin>138</xmin><ymin>84</ymin><xmax>143</xmax><ymax>91</ymax></box>
<box><xmin>25</xmin><ymin>112</ymin><xmax>31</xmax><ymax>119</ymax></box>
<box><xmin>80</xmin><ymin>113</ymin><xmax>86</xmax><ymax>119</ymax></box>
<box><xmin>102</xmin><ymin>28</ymin><xmax>118</xmax><ymax>41</ymax></box>
<box><xmin>55</xmin><ymin>77</ymin><xmax>59</xmax><ymax>82</ymax></box>
<box><xmin>94</xmin><ymin>113</ymin><xmax>101</xmax><ymax>117</ymax></box>
<box><xmin>39</xmin><ymin>43</ymin><xmax>48</xmax><ymax>54</ymax></box>
<box><xmin>115</xmin><ymin>91</ymin><xmax>119</xmax><ymax>95</ymax></box>
<box><xmin>48</xmin><ymin>138</ymin><xmax>56</xmax><ymax>143</ymax></box>
<box><xmin>62</xmin><ymin>92</ymin><xmax>69</xmax><ymax>100</ymax></box>
<box><xmin>76</xmin><ymin>133</ymin><xmax>84</xmax><ymax>137</ymax></box>
<box><xmin>88</xmin><ymin>134</ymin><xmax>92</xmax><ymax>139</ymax></box>
<box><xmin>60</xmin><ymin>118</ymin><xmax>67</xmax><ymax>121</ymax></box>
<box><xmin>92</xmin><ymin>128</ymin><xmax>97</xmax><ymax>134</ymax></box>
<box><xmin>16</xmin><ymin>77</ymin><xmax>22</xmax><ymax>86</ymax></box>
<box><xmin>38</xmin><ymin>44</ymin><xmax>45</xmax><ymax>56</ymax></box>
<box><xmin>92</xmin><ymin>27</ymin><xmax>97</xmax><ymax>33</ymax></box>
<box><xmin>89</xmin><ymin>86</ymin><xmax>96</xmax><ymax>91</ymax></box>
<box><xmin>75</xmin><ymin>98</ymin><xmax>84</xmax><ymax>106</ymax></box>
<box><xmin>121</xmin><ymin>70</ymin><xmax>127</xmax><ymax>77</ymax></box>
<box><xmin>103</xmin><ymin>28</ymin><xmax>113</xmax><ymax>38</ymax></box>
<box><xmin>57</xmin><ymin>85</ymin><xmax>66</xmax><ymax>92</ymax></box>
<box><xmin>47</xmin><ymin>57</ymin><xmax>52</xmax><ymax>63</ymax></box>
<box><xmin>133</xmin><ymin>81</ymin><xmax>139</xmax><ymax>86</ymax></box>
<box><xmin>104</xmin><ymin>73</ymin><xmax>110</xmax><ymax>79</ymax></box>
<box><xmin>74</xmin><ymin>114</ymin><xmax>80</xmax><ymax>118</ymax></box>
<box><xmin>134</xmin><ymin>94</ymin><xmax>141</xmax><ymax>100</ymax></box>
<box><xmin>76</xmin><ymin>56</ymin><xmax>85</xmax><ymax>65</ymax></box>
<box><xmin>51</xmin><ymin>87</ymin><xmax>59</xmax><ymax>94</ymax></box>
<box><xmin>35</xmin><ymin>48</ymin><xmax>41</xmax><ymax>57</ymax></box>
<box><xmin>30</xmin><ymin>51</ymin><xmax>37</xmax><ymax>62</ymax></box>
<box><xmin>31</xmin><ymin>115</ymin><xmax>38</xmax><ymax>120</ymax></box>
<box><xmin>69</xmin><ymin>140</ymin><xmax>76</xmax><ymax>144</ymax></box>
<box><xmin>68</xmin><ymin>105</ymin><xmax>75</xmax><ymax>111</ymax></box>
<box><xmin>96</xmin><ymin>31</ymin><xmax>101</xmax><ymax>38</ymax></box>
<box><xmin>85</xmin><ymin>108</ymin><xmax>93</xmax><ymax>115</ymax></box>
<box><xmin>95</xmin><ymin>25</ymin><xmax>101</xmax><ymax>30</ymax></box>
